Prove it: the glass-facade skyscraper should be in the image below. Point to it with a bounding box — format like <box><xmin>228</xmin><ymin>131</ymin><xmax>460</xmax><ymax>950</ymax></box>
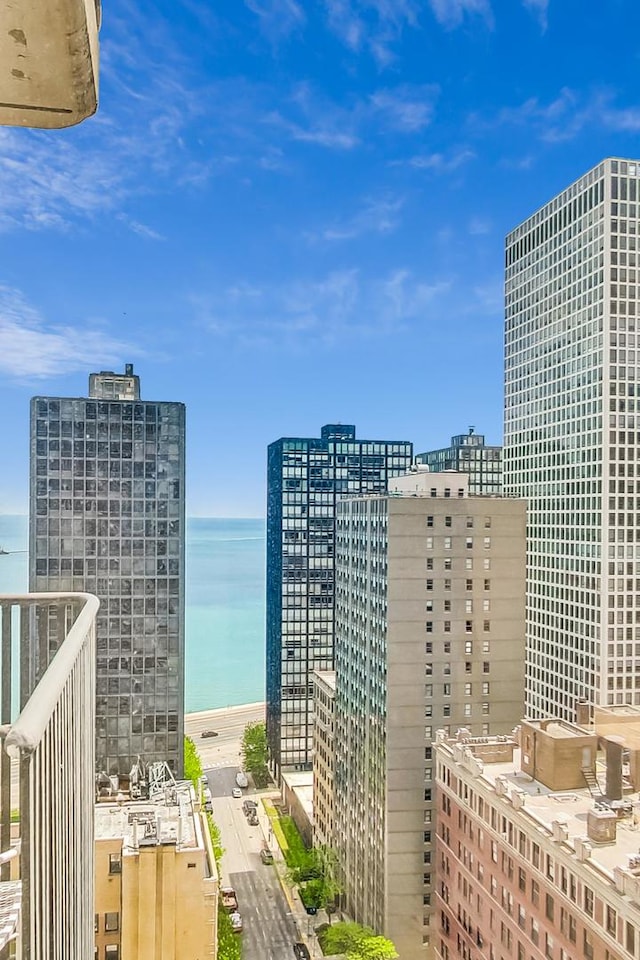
<box><xmin>415</xmin><ymin>428</ymin><xmax>502</xmax><ymax>494</ymax></box>
<box><xmin>504</xmin><ymin>157</ymin><xmax>640</xmax><ymax>720</ymax></box>
<box><xmin>266</xmin><ymin>423</ymin><xmax>412</xmax><ymax>777</ymax></box>
<box><xmin>29</xmin><ymin>365</ymin><xmax>185</xmax><ymax>776</ymax></box>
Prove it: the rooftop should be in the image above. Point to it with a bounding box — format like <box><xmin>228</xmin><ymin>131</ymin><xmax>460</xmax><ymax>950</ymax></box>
<box><xmin>95</xmin><ymin>781</ymin><xmax>204</xmax><ymax>854</ymax></box>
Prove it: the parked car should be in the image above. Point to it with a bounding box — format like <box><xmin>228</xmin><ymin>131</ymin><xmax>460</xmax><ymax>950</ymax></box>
<box><xmin>248</xmin><ymin>813</ymin><xmax>259</xmax><ymax>826</ymax></box>
<box><xmin>200</xmin><ymin>729</ymin><xmax>218</xmax><ymax>738</ymax></box>
<box><xmin>221</xmin><ymin>887</ymin><xmax>238</xmax><ymax>913</ymax></box>
<box><xmin>242</xmin><ymin>799</ymin><xmax>257</xmax><ymax>816</ymax></box>
<box><xmin>232</xmin><ymin>787</ymin><xmax>243</xmax><ymax>799</ymax></box>
<box><xmin>230</xmin><ymin>912</ymin><xmax>243</xmax><ymax>933</ymax></box>
<box><xmin>235</xmin><ymin>770</ymin><xmax>248</xmax><ymax>788</ymax></box>
<box><xmin>293</xmin><ymin>943</ymin><xmax>311</xmax><ymax>960</ymax></box>
<box><xmin>260</xmin><ymin>847</ymin><xmax>274</xmax><ymax>865</ymax></box>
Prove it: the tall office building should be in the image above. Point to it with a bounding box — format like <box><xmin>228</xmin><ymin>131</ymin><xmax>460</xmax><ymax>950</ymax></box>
<box><xmin>415</xmin><ymin>428</ymin><xmax>502</xmax><ymax>494</ymax></box>
<box><xmin>332</xmin><ymin>470</ymin><xmax>526</xmax><ymax>957</ymax></box>
<box><xmin>266</xmin><ymin>423</ymin><xmax>412</xmax><ymax>777</ymax></box>
<box><xmin>30</xmin><ymin>365</ymin><xmax>186</xmax><ymax>776</ymax></box>
<box><xmin>504</xmin><ymin>157</ymin><xmax>640</xmax><ymax>720</ymax></box>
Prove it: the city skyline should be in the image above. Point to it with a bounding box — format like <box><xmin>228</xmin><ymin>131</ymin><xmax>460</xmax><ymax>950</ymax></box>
<box><xmin>2</xmin><ymin>3</ymin><xmax>640</xmax><ymax>516</ymax></box>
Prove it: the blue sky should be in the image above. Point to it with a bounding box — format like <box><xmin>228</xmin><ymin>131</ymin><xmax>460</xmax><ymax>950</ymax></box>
<box><xmin>1</xmin><ymin>0</ymin><xmax>639</xmax><ymax>516</ymax></box>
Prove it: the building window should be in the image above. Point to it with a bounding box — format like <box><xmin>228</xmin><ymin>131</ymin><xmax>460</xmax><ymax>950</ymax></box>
<box><xmin>105</xmin><ymin>948</ymin><xmax>120</xmax><ymax>960</ymax></box>
<box><xmin>443</xmin><ymin>705</ymin><xmax>450</xmax><ymax>718</ymax></box>
<box><xmin>426</xmin><ymin>622</ymin><xmax>433</xmax><ymax>633</ymax></box>
<box><xmin>109</xmin><ymin>853</ymin><xmax>122</xmax><ymax>875</ymax></box>
<box><xmin>465</xmin><ymin>621</ymin><xmax>473</xmax><ymax>633</ymax></box>
<box><xmin>465</xmin><ymin>600</ymin><xmax>473</xmax><ymax>613</ymax></box>
<box><xmin>466</xmin><ymin>579</ymin><xmax>473</xmax><ymax>591</ymax></box>
<box><xmin>426</xmin><ymin>558</ymin><xmax>433</xmax><ymax>570</ymax></box>
<box><xmin>466</xmin><ymin>516</ymin><xmax>474</xmax><ymax>528</ymax></box>
<box><xmin>484</xmin><ymin>578</ymin><xmax>490</xmax><ymax>590</ymax></box>
<box><xmin>482</xmin><ymin>682</ymin><xmax>490</xmax><ymax>695</ymax></box>
<box><xmin>484</xmin><ymin>517</ymin><xmax>491</xmax><ymax>528</ymax></box>
<box><xmin>444</xmin><ymin>621</ymin><xmax>451</xmax><ymax>632</ymax></box>
<box><xmin>483</xmin><ymin>620</ymin><xmax>490</xmax><ymax>632</ymax></box>
<box><xmin>531</xmin><ymin>880</ymin><xmax>539</xmax><ymax>907</ymax></box>
<box><xmin>465</xmin><ymin>641</ymin><xmax>473</xmax><ymax>654</ymax></box>
<box><xmin>105</xmin><ymin>913</ymin><xmax>119</xmax><ymax>932</ymax></box>
<box><xmin>484</xmin><ymin>537</ymin><xmax>491</xmax><ymax>549</ymax></box>
<box><xmin>545</xmin><ymin>933</ymin><xmax>554</xmax><ymax>959</ymax></box>
<box><xmin>427</xmin><ymin>516</ymin><xmax>434</xmax><ymax>527</ymax></box>
<box><xmin>444</xmin><ymin>557</ymin><xmax>452</xmax><ymax>570</ymax></box>
<box><xmin>445</xmin><ymin>516</ymin><xmax>452</xmax><ymax>527</ymax></box>
<box><xmin>443</xmin><ymin>684</ymin><xmax>451</xmax><ymax>696</ymax></box>
<box><xmin>426</xmin><ymin>580</ymin><xmax>433</xmax><ymax>590</ymax></box>
<box><xmin>466</xmin><ymin>538</ymin><xmax>473</xmax><ymax>548</ymax></box>
<box><xmin>584</xmin><ymin>887</ymin><xmax>594</xmax><ymax>917</ymax></box>
<box><xmin>606</xmin><ymin>906</ymin><xmax>617</xmax><ymax>936</ymax></box>
<box><xmin>545</xmin><ymin>895</ymin><xmax>554</xmax><ymax>922</ymax></box>
<box><xmin>464</xmin><ymin>703</ymin><xmax>472</xmax><ymax>717</ymax></box>
<box><xmin>464</xmin><ymin>683</ymin><xmax>472</xmax><ymax>695</ymax></box>
<box><xmin>444</xmin><ymin>537</ymin><xmax>452</xmax><ymax>549</ymax></box>
<box><xmin>95</xmin><ymin>915</ymin><xmax>99</xmax><ymax>933</ymax></box>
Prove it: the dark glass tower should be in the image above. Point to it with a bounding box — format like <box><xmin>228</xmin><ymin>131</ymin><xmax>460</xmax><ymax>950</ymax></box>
<box><xmin>415</xmin><ymin>427</ymin><xmax>502</xmax><ymax>494</ymax></box>
<box><xmin>266</xmin><ymin>423</ymin><xmax>413</xmax><ymax>778</ymax></box>
<box><xmin>29</xmin><ymin>365</ymin><xmax>186</xmax><ymax>777</ymax></box>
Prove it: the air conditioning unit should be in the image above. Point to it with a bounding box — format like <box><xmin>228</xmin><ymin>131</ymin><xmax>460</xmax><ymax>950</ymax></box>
<box><xmin>0</xmin><ymin>0</ymin><xmax>100</xmax><ymax>128</ymax></box>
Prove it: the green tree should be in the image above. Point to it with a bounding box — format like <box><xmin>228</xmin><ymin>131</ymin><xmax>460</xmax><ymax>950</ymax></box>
<box><xmin>240</xmin><ymin>721</ymin><xmax>270</xmax><ymax>787</ymax></box>
<box><xmin>217</xmin><ymin>909</ymin><xmax>242</xmax><ymax>960</ymax></box>
<box><xmin>319</xmin><ymin>922</ymin><xmax>397</xmax><ymax>960</ymax></box>
<box><xmin>183</xmin><ymin>736</ymin><xmax>203</xmax><ymax>791</ymax></box>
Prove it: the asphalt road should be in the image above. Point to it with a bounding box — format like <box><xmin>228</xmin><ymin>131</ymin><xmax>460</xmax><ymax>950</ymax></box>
<box><xmin>205</xmin><ymin>764</ymin><xmax>299</xmax><ymax>960</ymax></box>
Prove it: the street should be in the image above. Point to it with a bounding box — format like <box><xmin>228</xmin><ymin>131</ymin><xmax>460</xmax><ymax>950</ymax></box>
<box><xmin>205</xmin><ymin>763</ymin><xmax>300</xmax><ymax>960</ymax></box>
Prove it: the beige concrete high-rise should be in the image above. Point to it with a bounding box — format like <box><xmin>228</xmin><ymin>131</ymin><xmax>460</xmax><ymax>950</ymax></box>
<box><xmin>332</xmin><ymin>470</ymin><xmax>526</xmax><ymax>957</ymax></box>
<box><xmin>95</xmin><ymin>782</ymin><xmax>218</xmax><ymax>959</ymax></box>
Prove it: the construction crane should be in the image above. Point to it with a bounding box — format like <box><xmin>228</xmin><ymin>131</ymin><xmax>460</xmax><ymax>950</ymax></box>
<box><xmin>0</xmin><ymin>0</ymin><xmax>100</xmax><ymax>128</ymax></box>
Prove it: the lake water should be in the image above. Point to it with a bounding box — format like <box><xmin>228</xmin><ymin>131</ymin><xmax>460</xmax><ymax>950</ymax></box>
<box><xmin>0</xmin><ymin>515</ymin><xmax>266</xmax><ymax>712</ymax></box>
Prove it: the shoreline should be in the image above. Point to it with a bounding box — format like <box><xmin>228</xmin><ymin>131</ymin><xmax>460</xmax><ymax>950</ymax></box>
<box><xmin>185</xmin><ymin>700</ymin><xmax>265</xmax><ymax>721</ymax></box>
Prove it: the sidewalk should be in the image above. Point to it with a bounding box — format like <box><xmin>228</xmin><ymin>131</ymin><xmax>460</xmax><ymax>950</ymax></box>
<box><xmin>256</xmin><ymin>792</ymin><xmax>328</xmax><ymax>959</ymax></box>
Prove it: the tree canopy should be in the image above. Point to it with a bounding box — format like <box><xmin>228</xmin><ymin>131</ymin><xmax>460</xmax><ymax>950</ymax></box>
<box><xmin>240</xmin><ymin>721</ymin><xmax>269</xmax><ymax>786</ymax></box>
<box><xmin>319</xmin><ymin>921</ymin><xmax>398</xmax><ymax>960</ymax></box>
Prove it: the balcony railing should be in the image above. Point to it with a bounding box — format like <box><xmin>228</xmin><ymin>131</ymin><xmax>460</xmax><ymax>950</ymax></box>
<box><xmin>0</xmin><ymin>593</ymin><xmax>98</xmax><ymax>960</ymax></box>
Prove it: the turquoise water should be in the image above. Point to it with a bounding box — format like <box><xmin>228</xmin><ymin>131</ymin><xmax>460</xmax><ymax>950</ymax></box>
<box><xmin>0</xmin><ymin>515</ymin><xmax>266</xmax><ymax>712</ymax></box>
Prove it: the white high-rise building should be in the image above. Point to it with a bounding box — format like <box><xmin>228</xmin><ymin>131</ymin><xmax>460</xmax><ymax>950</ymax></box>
<box><xmin>504</xmin><ymin>157</ymin><xmax>640</xmax><ymax>719</ymax></box>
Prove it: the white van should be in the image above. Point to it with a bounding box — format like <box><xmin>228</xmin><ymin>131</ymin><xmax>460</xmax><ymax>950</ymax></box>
<box><xmin>235</xmin><ymin>771</ymin><xmax>248</xmax><ymax>789</ymax></box>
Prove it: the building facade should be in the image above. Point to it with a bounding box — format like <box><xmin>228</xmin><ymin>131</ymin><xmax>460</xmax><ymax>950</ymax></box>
<box><xmin>266</xmin><ymin>423</ymin><xmax>412</xmax><ymax>777</ymax></box>
<box><xmin>312</xmin><ymin>670</ymin><xmax>336</xmax><ymax>850</ymax></box>
<box><xmin>95</xmin><ymin>782</ymin><xmax>218</xmax><ymax>959</ymax></box>
<box><xmin>504</xmin><ymin>157</ymin><xmax>640</xmax><ymax>720</ymax></box>
<box><xmin>332</xmin><ymin>471</ymin><xmax>526</xmax><ymax>957</ymax></box>
<box><xmin>29</xmin><ymin>365</ymin><xmax>186</xmax><ymax>776</ymax></box>
<box><xmin>434</xmin><ymin>721</ymin><xmax>640</xmax><ymax>960</ymax></box>
<box><xmin>415</xmin><ymin>428</ymin><xmax>502</xmax><ymax>494</ymax></box>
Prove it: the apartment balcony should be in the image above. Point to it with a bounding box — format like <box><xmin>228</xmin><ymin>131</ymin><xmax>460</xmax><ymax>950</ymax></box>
<box><xmin>0</xmin><ymin>593</ymin><xmax>98</xmax><ymax>960</ymax></box>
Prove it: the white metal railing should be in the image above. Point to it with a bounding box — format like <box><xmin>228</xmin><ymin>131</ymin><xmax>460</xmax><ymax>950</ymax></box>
<box><xmin>0</xmin><ymin>594</ymin><xmax>98</xmax><ymax>960</ymax></box>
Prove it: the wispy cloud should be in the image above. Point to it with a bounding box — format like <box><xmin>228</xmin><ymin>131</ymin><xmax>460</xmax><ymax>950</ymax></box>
<box><xmin>245</xmin><ymin>0</ymin><xmax>305</xmax><ymax>39</ymax></box>
<box><xmin>401</xmin><ymin>147</ymin><xmax>476</xmax><ymax>172</ymax></box>
<box><xmin>488</xmin><ymin>87</ymin><xmax>640</xmax><ymax>143</ymax></box>
<box><xmin>522</xmin><ymin>0</ymin><xmax>548</xmax><ymax>30</ymax></box>
<box><xmin>323</xmin><ymin>0</ymin><xmax>421</xmax><ymax>65</ymax></box>
<box><xmin>0</xmin><ymin>287</ymin><xmax>138</xmax><ymax>379</ymax></box>
<box><xmin>468</xmin><ymin>216</ymin><xmax>491</xmax><ymax>235</ymax></box>
<box><xmin>308</xmin><ymin>195</ymin><xmax>404</xmax><ymax>242</ymax></box>
<box><xmin>428</xmin><ymin>0</ymin><xmax>493</xmax><ymax>29</ymax></box>
<box><xmin>370</xmin><ymin>84</ymin><xmax>439</xmax><ymax>131</ymax></box>
<box><xmin>194</xmin><ymin>267</ymin><xmax>450</xmax><ymax>347</ymax></box>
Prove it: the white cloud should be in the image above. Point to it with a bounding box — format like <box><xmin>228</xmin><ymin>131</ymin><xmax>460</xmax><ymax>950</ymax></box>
<box><xmin>309</xmin><ymin>195</ymin><xmax>404</xmax><ymax>242</ymax></box>
<box><xmin>468</xmin><ymin>216</ymin><xmax>491</xmax><ymax>235</ymax></box>
<box><xmin>0</xmin><ymin>287</ymin><xmax>138</xmax><ymax>379</ymax></box>
<box><xmin>428</xmin><ymin>0</ymin><xmax>493</xmax><ymax>29</ymax></box>
<box><xmin>323</xmin><ymin>0</ymin><xmax>420</xmax><ymax>64</ymax></box>
<box><xmin>489</xmin><ymin>88</ymin><xmax>640</xmax><ymax>144</ymax></box>
<box><xmin>193</xmin><ymin>267</ymin><xmax>450</xmax><ymax>347</ymax></box>
<box><xmin>370</xmin><ymin>85</ymin><xmax>439</xmax><ymax>132</ymax></box>
<box><xmin>402</xmin><ymin>147</ymin><xmax>476</xmax><ymax>172</ymax></box>
<box><xmin>245</xmin><ymin>0</ymin><xmax>305</xmax><ymax>38</ymax></box>
<box><xmin>522</xmin><ymin>0</ymin><xmax>548</xmax><ymax>30</ymax></box>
